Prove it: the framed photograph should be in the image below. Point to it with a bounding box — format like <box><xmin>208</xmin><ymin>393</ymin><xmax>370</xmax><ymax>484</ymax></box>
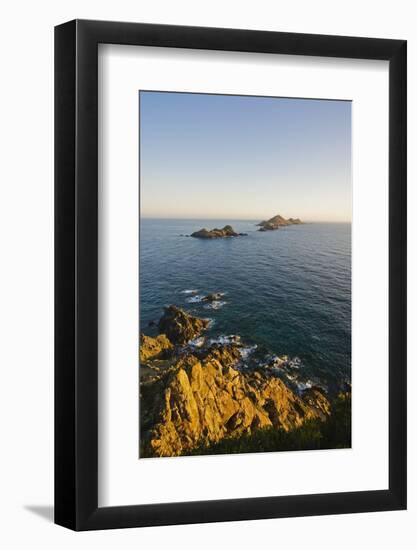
<box><xmin>55</xmin><ymin>20</ymin><xmax>406</xmax><ymax>530</ymax></box>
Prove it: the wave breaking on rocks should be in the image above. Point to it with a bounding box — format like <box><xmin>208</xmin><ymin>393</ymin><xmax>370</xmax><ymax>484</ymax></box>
<box><xmin>139</xmin><ymin>305</ymin><xmax>344</xmax><ymax>458</ymax></box>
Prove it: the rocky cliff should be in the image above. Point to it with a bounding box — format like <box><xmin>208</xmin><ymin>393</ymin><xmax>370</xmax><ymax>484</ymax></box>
<box><xmin>139</xmin><ymin>333</ymin><xmax>173</xmax><ymax>363</ymax></box>
<box><xmin>257</xmin><ymin>214</ymin><xmax>303</xmax><ymax>231</ymax></box>
<box><xmin>140</xmin><ymin>307</ymin><xmax>330</xmax><ymax>458</ymax></box>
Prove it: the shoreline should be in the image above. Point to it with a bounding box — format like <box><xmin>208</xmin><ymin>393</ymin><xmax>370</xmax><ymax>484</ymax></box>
<box><xmin>139</xmin><ymin>305</ymin><xmax>351</xmax><ymax>458</ymax></box>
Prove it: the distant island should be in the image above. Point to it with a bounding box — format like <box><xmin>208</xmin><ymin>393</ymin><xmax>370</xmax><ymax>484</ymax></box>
<box><xmin>186</xmin><ymin>217</ymin><xmax>303</xmax><ymax>239</ymax></box>
<box><xmin>257</xmin><ymin>214</ymin><xmax>303</xmax><ymax>231</ymax></box>
<box><xmin>190</xmin><ymin>225</ymin><xmax>248</xmax><ymax>239</ymax></box>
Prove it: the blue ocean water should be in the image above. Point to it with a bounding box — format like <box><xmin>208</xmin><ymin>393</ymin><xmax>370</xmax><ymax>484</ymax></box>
<box><xmin>140</xmin><ymin>219</ymin><xmax>351</xmax><ymax>390</ymax></box>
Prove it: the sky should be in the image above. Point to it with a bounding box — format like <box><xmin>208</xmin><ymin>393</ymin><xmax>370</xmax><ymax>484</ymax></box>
<box><xmin>139</xmin><ymin>91</ymin><xmax>351</xmax><ymax>222</ymax></box>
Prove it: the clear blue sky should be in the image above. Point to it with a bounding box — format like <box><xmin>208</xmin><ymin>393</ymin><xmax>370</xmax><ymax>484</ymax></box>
<box><xmin>140</xmin><ymin>91</ymin><xmax>351</xmax><ymax>222</ymax></box>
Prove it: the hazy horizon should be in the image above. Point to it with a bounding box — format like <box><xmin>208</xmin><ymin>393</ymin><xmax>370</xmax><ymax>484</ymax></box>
<box><xmin>141</xmin><ymin>215</ymin><xmax>351</xmax><ymax>223</ymax></box>
<box><xmin>140</xmin><ymin>91</ymin><xmax>352</xmax><ymax>222</ymax></box>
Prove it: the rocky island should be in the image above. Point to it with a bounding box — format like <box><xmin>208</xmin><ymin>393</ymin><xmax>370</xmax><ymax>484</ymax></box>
<box><xmin>140</xmin><ymin>305</ymin><xmax>350</xmax><ymax>458</ymax></box>
<box><xmin>257</xmin><ymin>214</ymin><xmax>303</xmax><ymax>231</ymax></box>
<box><xmin>190</xmin><ymin>225</ymin><xmax>247</xmax><ymax>239</ymax></box>
<box><xmin>202</xmin><ymin>292</ymin><xmax>225</xmax><ymax>302</ymax></box>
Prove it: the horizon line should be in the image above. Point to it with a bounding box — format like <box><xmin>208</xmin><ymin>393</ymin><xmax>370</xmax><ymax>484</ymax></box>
<box><xmin>140</xmin><ymin>216</ymin><xmax>352</xmax><ymax>223</ymax></box>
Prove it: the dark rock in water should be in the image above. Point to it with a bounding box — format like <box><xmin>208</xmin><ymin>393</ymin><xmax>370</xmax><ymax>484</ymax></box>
<box><xmin>158</xmin><ymin>305</ymin><xmax>209</xmax><ymax>345</ymax></box>
<box><xmin>148</xmin><ymin>320</ymin><xmax>157</xmax><ymax>327</ymax></box>
<box><xmin>239</xmin><ymin>232</ymin><xmax>248</xmax><ymax>236</ymax></box>
<box><xmin>140</xmin><ymin>333</ymin><xmax>173</xmax><ymax>363</ymax></box>
<box><xmin>202</xmin><ymin>292</ymin><xmax>224</xmax><ymax>302</ymax></box>
<box><xmin>257</xmin><ymin>214</ymin><xmax>303</xmax><ymax>231</ymax></box>
<box><xmin>190</xmin><ymin>225</ymin><xmax>245</xmax><ymax>239</ymax></box>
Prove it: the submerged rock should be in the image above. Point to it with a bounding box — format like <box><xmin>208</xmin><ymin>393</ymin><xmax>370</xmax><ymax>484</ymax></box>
<box><xmin>158</xmin><ymin>305</ymin><xmax>210</xmax><ymax>345</ymax></box>
<box><xmin>141</xmin><ymin>343</ymin><xmax>330</xmax><ymax>457</ymax></box>
<box><xmin>191</xmin><ymin>225</ymin><xmax>244</xmax><ymax>239</ymax></box>
<box><xmin>257</xmin><ymin>214</ymin><xmax>303</xmax><ymax>231</ymax></box>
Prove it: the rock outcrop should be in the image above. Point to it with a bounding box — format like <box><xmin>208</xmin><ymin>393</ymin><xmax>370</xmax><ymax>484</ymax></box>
<box><xmin>191</xmin><ymin>225</ymin><xmax>246</xmax><ymax>239</ymax></box>
<box><xmin>140</xmin><ymin>343</ymin><xmax>330</xmax><ymax>457</ymax></box>
<box><xmin>257</xmin><ymin>214</ymin><xmax>303</xmax><ymax>231</ymax></box>
<box><xmin>202</xmin><ymin>292</ymin><xmax>225</xmax><ymax>302</ymax></box>
<box><xmin>158</xmin><ymin>305</ymin><xmax>209</xmax><ymax>345</ymax></box>
<box><xmin>140</xmin><ymin>305</ymin><xmax>335</xmax><ymax>458</ymax></box>
<box><xmin>139</xmin><ymin>333</ymin><xmax>173</xmax><ymax>363</ymax></box>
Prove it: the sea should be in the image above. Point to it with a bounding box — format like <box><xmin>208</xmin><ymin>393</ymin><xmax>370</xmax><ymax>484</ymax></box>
<box><xmin>140</xmin><ymin>219</ymin><xmax>351</xmax><ymax>393</ymax></box>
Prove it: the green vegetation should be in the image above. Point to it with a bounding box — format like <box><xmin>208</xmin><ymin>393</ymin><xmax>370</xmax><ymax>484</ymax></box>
<box><xmin>184</xmin><ymin>393</ymin><xmax>351</xmax><ymax>457</ymax></box>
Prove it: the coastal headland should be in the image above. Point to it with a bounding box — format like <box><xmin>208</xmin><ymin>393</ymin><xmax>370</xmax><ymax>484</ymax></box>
<box><xmin>140</xmin><ymin>305</ymin><xmax>350</xmax><ymax>458</ymax></box>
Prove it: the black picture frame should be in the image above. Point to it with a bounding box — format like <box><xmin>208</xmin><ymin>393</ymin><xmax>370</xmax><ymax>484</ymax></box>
<box><xmin>55</xmin><ymin>19</ymin><xmax>407</xmax><ymax>531</ymax></box>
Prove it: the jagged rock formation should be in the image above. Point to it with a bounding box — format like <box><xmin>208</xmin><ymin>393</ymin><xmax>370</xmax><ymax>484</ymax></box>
<box><xmin>139</xmin><ymin>305</ymin><xmax>336</xmax><ymax>458</ymax></box>
<box><xmin>158</xmin><ymin>305</ymin><xmax>209</xmax><ymax>345</ymax></box>
<box><xmin>139</xmin><ymin>333</ymin><xmax>173</xmax><ymax>363</ymax></box>
<box><xmin>140</xmin><ymin>343</ymin><xmax>330</xmax><ymax>458</ymax></box>
<box><xmin>190</xmin><ymin>225</ymin><xmax>246</xmax><ymax>239</ymax></box>
<box><xmin>257</xmin><ymin>214</ymin><xmax>303</xmax><ymax>231</ymax></box>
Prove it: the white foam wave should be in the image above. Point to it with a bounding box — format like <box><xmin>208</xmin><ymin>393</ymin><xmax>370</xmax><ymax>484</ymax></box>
<box><xmin>188</xmin><ymin>336</ymin><xmax>206</xmax><ymax>348</ymax></box>
<box><xmin>296</xmin><ymin>381</ymin><xmax>313</xmax><ymax>392</ymax></box>
<box><xmin>209</xmin><ymin>334</ymin><xmax>241</xmax><ymax>346</ymax></box>
<box><xmin>239</xmin><ymin>345</ymin><xmax>258</xmax><ymax>360</ymax></box>
<box><xmin>186</xmin><ymin>295</ymin><xmax>205</xmax><ymax>303</ymax></box>
<box><xmin>203</xmin><ymin>300</ymin><xmax>227</xmax><ymax>310</ymax></box>
<box><xmin>288</xmin><ymin>356</ymin><xmax>302</xmax><ymax>369</ymax></box>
